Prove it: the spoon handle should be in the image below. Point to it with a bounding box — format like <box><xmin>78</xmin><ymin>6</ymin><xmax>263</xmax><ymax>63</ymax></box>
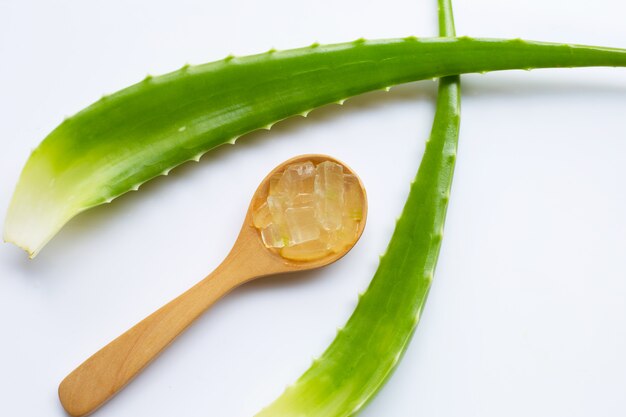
<box><xmin>58</xmin><ymin>259</ymin><xmax>243</xmax><ymax>417</ymax></box>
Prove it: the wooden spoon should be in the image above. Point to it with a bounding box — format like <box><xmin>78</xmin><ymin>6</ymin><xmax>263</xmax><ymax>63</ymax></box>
<box><xmin>58</xmin><ymin>154</ymin><xmax>367</xmax><ymax>417</ymax></box>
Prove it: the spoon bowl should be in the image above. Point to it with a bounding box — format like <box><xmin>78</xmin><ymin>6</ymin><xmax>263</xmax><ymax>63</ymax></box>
<box><xmin>245</xmin><ymin>154</ymin><xmax>368</xmax><ymax>271</ymax></box>
<box><xmin>58</xmin><ymin>154</ymin><xmax>367</xmax><ymax>417</ymax></box>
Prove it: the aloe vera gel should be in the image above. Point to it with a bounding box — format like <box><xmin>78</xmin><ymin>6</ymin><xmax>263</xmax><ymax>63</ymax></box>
<box><xmin>252</xmin><ymin>161</ymin><xmax>364</xmax><ymax>261</ymax></box>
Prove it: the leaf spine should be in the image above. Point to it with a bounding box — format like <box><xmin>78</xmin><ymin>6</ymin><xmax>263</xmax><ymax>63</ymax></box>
<box><xmin>393</xmin><ymin>350</ymin><xmax>403</xmax><ymax>365</ymax></box>
<box><xmin>352</xmin><ymin>399</ymin><xmax>368</xmax><ymax>415</ymax></box>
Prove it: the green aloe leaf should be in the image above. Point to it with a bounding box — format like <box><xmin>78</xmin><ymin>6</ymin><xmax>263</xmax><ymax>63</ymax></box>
<box><xmin>254</xmin><ymin>1</ymin><xmax>460</xmax><ymax>415</ymax></box>
<box><xmin>4</xmin><ymin>37</ymin><xmax>626</xmax><ymax>257</ymax></box>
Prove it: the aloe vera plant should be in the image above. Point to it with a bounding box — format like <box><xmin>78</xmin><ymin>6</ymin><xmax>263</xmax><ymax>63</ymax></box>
<box><xmin>4</xmin><ymin>37</ymin><xmax>626</xmax><ymax>257</ymax></box>
<box><xmin>255</xmin><ymin>1</ymin><xmax>460</xmax><ymax>415</ymax></box>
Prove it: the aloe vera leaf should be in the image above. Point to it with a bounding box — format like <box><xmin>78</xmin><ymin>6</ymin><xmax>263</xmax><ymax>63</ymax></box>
<box><xmin>4</xmin><ymin>37</ymin><xmax>626</xmax><ymax>257</ymax></box>
<box><xmin>254</xmin><ymin>2</ymin><xmax>460</xmax><ymax>416</ymax></box>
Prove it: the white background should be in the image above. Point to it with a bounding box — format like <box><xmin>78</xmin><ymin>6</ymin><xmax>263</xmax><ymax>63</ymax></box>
<box><xmin>1</xmin><ymin>0</ymin><xmax>625</xmax><ymax>416</ymax></box>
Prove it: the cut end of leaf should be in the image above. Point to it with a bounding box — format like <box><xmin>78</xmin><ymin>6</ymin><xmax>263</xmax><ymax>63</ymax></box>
<box><xmin>2</xmin><ymin>233</ymin><xmax>35</xmax><ymax>259</ymax></box>
<box><xmin>4</xmin><ymin>195</ymin><xmax>69</xmax><ymax>259</ymax></box>
<box><xmin>4</xmin><ymin>152</ymin><xmax>77</xmax><ymax>258</ymax></box>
